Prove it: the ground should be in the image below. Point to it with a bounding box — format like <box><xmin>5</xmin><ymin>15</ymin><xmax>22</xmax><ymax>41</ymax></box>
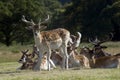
<box><xmin>0</xmin><ymin>62</ymin><xmax>120</xmax><ymax>80</ymax></box>
<box><xmin>0</xmin><ymin>42</ymin><xmax>120</xmax><ymax>80</ymax></box>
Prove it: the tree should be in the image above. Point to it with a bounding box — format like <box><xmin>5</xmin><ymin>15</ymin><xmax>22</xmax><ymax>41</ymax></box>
<box><xmin>55</xmin><ymin>0</ymin><xmax>120</xmax><ymax>41</ymax></box>
<box><xmin>0</xmin><ymin>0</ymin><xmax>61</xmax><ymax>46</ymax></box>
<box><xmin>59</xmin><ymin>0</ymin><xmax>71</xmax><ymax>5</ymax></box>
<box><xmin>100</xmin><ymin>0</ymin><xmax>120</xmax><ymax>41</ymax></box>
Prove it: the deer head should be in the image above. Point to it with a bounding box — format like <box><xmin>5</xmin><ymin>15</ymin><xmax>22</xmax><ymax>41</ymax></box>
<box><xmin>71</xmin><ymin>32</ymin><xmax>82</xmax><ymax>48</ymax></box>
<box><xmin>21</xmin><ymin>15</ymin><xmax>49</xmax><ymax>36</ymax></box>
<box><xmin>69</xmin><ymin>32</ymin><xmax>82</xmax><ymax>50</ymax></box>
<box><xmin>89</xmin><ymin>33</ymin><xmax>113</xmax><ymax>47</ymax></box>
<box><xmin>18</xmin><ymin>49</ymin><xmax>33</xmax><ymax>63</ymax></box>
<box><xmin>80</xmin><ymin>47</ymin><xmax>94</xmax><ymax>59</ymax></box>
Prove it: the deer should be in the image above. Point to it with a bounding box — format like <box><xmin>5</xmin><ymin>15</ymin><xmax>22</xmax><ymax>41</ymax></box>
<box><xmin>67</xmin><ymin>32</ymin><xmax>82</xmax><ymax>68</ymax></box>
<box><xmin>21</xmin><ymin>15</ymin><xmax>72</xmax><ymax>71</ymax></box>
<box><xmin>19</xmin><ymin>32</ymin><xmax>81</xmax><ymax>70</ymax></box>
<box><xmin>18</xmin><ymin>49</ymin><xmax>56</xmax><ymax>70</ymax></box>
<box><xmin>79</xmin><ymin>47</ymin><xmax>120</xmax><ymax>68</ymax></box>
<box><xmin>46</xmin><ymin>32</ymin><xmax>82</xmax><ymax>68</ymax></box>
<box><xmin>70</xmin><ymin>32</ymin><xmax>82</xmax><ymax>49</ymax></box>
<box><xmin>68</xmin><ymin>49</ymin><xmax>83</xmax><ymax>68</ymax></box>
<box><xmin>18</xmin><ymin>49</ymin><xmax>35</xmax><ymax>70</ymax></box>
<box><xmin>44</xmin><ymin>32</ymin><xmax>82</xmax><ymax>68</ymax></box>
<box><xmin>89</xmin><ymin>35</ymin><xmax>113</xmax><ymax>58</ymax></box>
<box><xmin>50</xmin><ymin>50</ymin><xmax>63</xmax><ymax>66</ymax></box>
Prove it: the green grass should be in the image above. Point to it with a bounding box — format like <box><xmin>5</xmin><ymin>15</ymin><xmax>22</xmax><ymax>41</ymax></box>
<box><xmin>0</xmin><ymin>43</ymin><xmax>32</xmax><ymax>54</ymax></box>
<box><xmin>0</xmin><ymin>42</ymin><xmax>120</xmax><ymax>80</ymax></box>
<box><xmin>0</xmin><ymin>62</ymin><xmax>120</xmax><ymax>80</ymax></box>
<box><xmin>0</xmin><ymin>44</ymin><xmax>32</xmax><ymax>63</ymax></box>
<box><xmin>0</xmin><ymin>42</ymin><xmax>120</xmax><ymax>63</ymax></box>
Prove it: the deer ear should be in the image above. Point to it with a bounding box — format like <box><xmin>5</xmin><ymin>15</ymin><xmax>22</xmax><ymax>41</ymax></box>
<box><xmin>21</xmin><ymin>51</ymin><xmax>24</xmax><ymax>54</ymax></box>
<box><xmin>21</xmin><ymin>50</ymin><xmax>26</xmax><ymax>54</ymax></box>
<box><xmin>25</xmin><ymin>49</ymin><xmax>29</xmax><ymax>53</ymax></box>
<box><xmin>40</xmin><ymin>26</ymin><xmax>47</xmax><ymax>30</ymax></box>
<box><xmin>25</xmin><ymin>26</ymin><xmax>33</xmax><ymax>30</ymax></box>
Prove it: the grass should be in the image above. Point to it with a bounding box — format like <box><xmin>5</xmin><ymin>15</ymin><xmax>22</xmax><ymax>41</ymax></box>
<box><xmin>0</xmin><ymin>43</ymin><xmax>32</xmax><ymax>54</ymax></box>
<box><xmin>0</xmin><ymin>42</ymin><xmax>120</xmax><ymax>80</ymax></box>
<box><xmin>0</xmin><ymin>41</ymin><xmax>120</xmax><ymax>63</ymax></box>
<box><xmin>0</xmin><ymin>62</ymin><xmax>120</xmax><ymax>80</ymax></box>
<box><xmin>0</xmin><ymin>44</ymin><xmax>32</xmax><ymax>63</ymax></box>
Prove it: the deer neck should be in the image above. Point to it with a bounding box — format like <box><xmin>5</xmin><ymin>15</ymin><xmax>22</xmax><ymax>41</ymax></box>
<box><xmin>33</xmin><ymin>30</ymin><xmax>42</xmax><ymax>44</ymax></box>
<box><xmin>82</xmin><ymin>55</ymin><xmax>91</xmax><ymax>68</ymax></box>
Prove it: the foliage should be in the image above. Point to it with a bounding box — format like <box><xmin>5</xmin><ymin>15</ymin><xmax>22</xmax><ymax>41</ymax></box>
<box><xmin>0</xmin><ymin>0</ymin><xmax>61</xmax><ymax>46</ymax></box>
<box><xmin>0</xmin><ymin>0</ymin><xmax>120</xmax><ymax>46</ymax></box>
<box><xmin>59</xmin><ymin>0</ymin><xmax>72</xmax><ymax>5</ymax></box>
<box><xmin>55</xmin><ymin>0</ymin><xmax>120</xmax><ymax>41</ymax></box>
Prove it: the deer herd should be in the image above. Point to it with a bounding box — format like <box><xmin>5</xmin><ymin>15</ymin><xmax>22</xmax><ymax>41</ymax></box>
<box><xmin>17</xmin><ymin>15</ymin><xmax>120</xmax><ymax>71</ymax></box>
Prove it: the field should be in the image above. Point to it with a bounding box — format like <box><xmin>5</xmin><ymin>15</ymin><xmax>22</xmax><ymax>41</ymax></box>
<box><xmin>0</xmin><ymin>42</ymin><xmax>120</xmax><ymax>80</ymax></box>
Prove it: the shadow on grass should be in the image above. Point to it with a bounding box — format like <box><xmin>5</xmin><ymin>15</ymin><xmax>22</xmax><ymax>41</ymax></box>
<box><xmin>0</xmin><ymin>71</ymin><xmax>21</xmax><ymax>74</ymax></box>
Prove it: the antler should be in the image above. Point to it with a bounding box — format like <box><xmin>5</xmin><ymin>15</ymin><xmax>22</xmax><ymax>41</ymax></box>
<box><xmin>21</xmin><ymin>15</ymin><xmax>35</xmax><ymax>25</ymax></box>
<box><xmin>89</xmin><ymin>33</ymin><xmax>113</xmax><ymax>45</ymax></box>
<box><xmin>89</xmin><ymin>36</ymin><xmax>100</xmax><ymax>45</ymax></box>
<box><xmin>38</xmin><ymin>15</ymin><xmax>50</xmax><ymax>25</ymax></box>
<box><xmin>21</xmin><ymin>49</ymin><xmax>29</xmax><ymax>54</ymax></box>
<box><xmin>99</xmin><ymin>33</ymin><xmax>113</xmax><ymax>44</ymax></box>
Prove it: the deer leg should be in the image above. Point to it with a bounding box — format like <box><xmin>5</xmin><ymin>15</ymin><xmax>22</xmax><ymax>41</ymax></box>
<box><xmin>60</xmin><ymin>47</ymin><xmax>65</xmax><ymax>69</ymax></box>
<box><xmin>61</xmin><ymin>45</ymin><xmax>69</xmax><ymax>69</ymax></box>
<box><xmin>33</xmin><ymin>52</ymin><xmax>43</xmax><ymax>71</ymax></box>
<box><xmin>63</xmin><ymin>55</ymin><xmax>66</xmax><ymax>69</ymax></box>
<box><xmin>63</xmin><ymin>41</ymin><xmax>69</xmax><ymax>70</ymax></box>
<box><xmin>49</xmin><ymin>59</ymin><xmax>56</xmax><ymax>69</ymax></box>
<box><xmin>47</xmin><ymin>48</ymin><xmax>51</xmax><ymax>71</ymax></box>
<box><xmin>118</xmin><ymin>60</ymin><xmax>120</xmax><ymax>68</ymax></box>
<box><xmin>63</xmin><ymin>47</ymin><xmax>69</xmax><ymax>69</ymax></box>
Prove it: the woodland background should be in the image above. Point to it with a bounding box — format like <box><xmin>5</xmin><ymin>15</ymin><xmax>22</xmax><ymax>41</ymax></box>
<box><xmin>0</xmin><ymin>0</ymin><xmax>120</xmax><ymax>46</ymax></box>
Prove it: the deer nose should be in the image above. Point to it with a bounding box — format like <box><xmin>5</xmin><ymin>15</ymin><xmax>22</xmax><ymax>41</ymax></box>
<box><xmin>18</xmin><ymin>59</ymin><xmax>22</xmax><ymax>63</ymax></box>
<box><xmin>34</xmin><ymin>32</ymin><xmax>37</xmax><ymax>36</ymax></box>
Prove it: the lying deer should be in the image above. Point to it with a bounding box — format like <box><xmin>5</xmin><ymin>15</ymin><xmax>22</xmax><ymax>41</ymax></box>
<box><xmin>18</xmin><ymin>49</ymin><xmax>35</xmax><ymax>70</ymax></box>
<box><xmin>18</xmin><ymin>49</ymin><xmax>56</xmax><ymax>70</ymax></box>
<box><xmin>79</xmin><ymin>47</ymin><xmax>120</xmax><ymax>68</ymax></box>
<box><xmin>50</xmin><ymin>50</ymin><xmax>62</xmax><ymax>66</ymax></box>
<box><xmin>89</xmin><ymin>35</ymin><xmax>113</xmax><ymax>58</ymax></box>
<box><xmin>68</xmin><ymin>50</ymin><xmax>84</xmax><ymax>68</ymax></box>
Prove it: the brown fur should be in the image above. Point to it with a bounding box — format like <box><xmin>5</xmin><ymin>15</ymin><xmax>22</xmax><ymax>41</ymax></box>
<box><xmin>79</xmin><ymin>47</ymin><xmax>120</xmax><ymax>68</ymax></box>
<box><xmin>22</xmin><ymin>15</ymin><xmax>71</xmax><ymax>70</ymax></box>
<box><xmin>40</xmin><ymin>28</ymin><xmax>69</xmax><ymax>41</ymax></box>
<box><xmin>51</xmin><ymin>51</ymin><xmax>62</xmax><ymax>65</ymax></box>
<box><xmin>19</xmin><ymin>52</ymin><xmax>49</xmax><ymax>70</ymax></box>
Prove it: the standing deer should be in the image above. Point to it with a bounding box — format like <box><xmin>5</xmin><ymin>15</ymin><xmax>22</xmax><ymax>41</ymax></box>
<box><xmin>21</xmin><ymin>15</ymin><xmax>72</xmax><ymax>71</ymax></box>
